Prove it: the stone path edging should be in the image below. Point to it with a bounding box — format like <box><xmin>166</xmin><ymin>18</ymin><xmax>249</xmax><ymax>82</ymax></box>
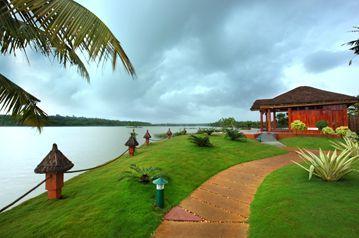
<box><xmin>154</xmin><ymin>151</ymin><xmax>299</xmax><ymax>238</ymax></box>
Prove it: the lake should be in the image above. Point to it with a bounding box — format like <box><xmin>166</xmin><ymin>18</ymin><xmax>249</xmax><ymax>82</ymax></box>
<box><xmin>0</xmin><ymin>126</ymin><xmax>202</xmax><ymax>209</ymax></box>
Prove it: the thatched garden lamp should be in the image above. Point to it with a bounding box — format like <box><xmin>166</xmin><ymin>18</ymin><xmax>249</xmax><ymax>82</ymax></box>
<box><xmin>167</xmin><ymin>128</ymin><xmax>172</xmax><ymax>139</ymax></box>
<box><xmin>143</xmin><ymin>130</ymin><xmax>151</xmax><ymax>145</ymax></box>
<box><xmin>34</xmin><ymin>144</ymin><xmax>74</xmax><ymax>199</ymax></box>
<box><xmin>125</xmin><ymin>133</ymin><xmax>139</xmax><ymax>156</ymax></box>
<box><xmin>153</xmin><ymin>177</ymin><xmax>168</xmax><ymax>209</ymax></box>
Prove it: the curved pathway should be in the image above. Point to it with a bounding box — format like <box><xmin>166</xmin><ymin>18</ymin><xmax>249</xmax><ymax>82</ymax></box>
<box><xmin>155</xmin><ymin>151</ymin><xmax>299</xmax><ymax>238</ymax></box>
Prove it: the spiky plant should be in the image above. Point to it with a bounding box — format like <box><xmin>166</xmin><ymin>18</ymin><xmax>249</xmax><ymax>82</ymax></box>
<box><xmin>226</xmin><ymin>129</ymin><xmax>246</xmax><ymax>141</ymax></box>
<box><xmin>332</xmin><ymin>137</ymin><xmax>359</xmax><ymax>157</ymax></box>
<box><xmin>189</xmin><ymin>135</ymin><xmax>213</xmax><ymax>147</ymax></box>
<box><xmin>0</xmin><ymin>0</ymin><xmax>135</xmax><ymax>130</ymax></box>
<box><xmin>293</xmin><ymin>149</ymin><xmax>359</xmax><ymax>181</ymax></box>
<box><xmin>119</xmin><ymin>164</ymin><xmax>163</xmax><ymax>184</ymax></box>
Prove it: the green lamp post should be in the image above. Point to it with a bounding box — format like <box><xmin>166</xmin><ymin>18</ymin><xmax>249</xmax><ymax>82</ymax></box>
<box><xmin>153</xmin><ymin>177</ymin><xmax>168</xmax><ymax>209</ymax></box>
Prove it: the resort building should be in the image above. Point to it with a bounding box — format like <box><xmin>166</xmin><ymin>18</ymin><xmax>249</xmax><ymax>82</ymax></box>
<box><xmin>251</xmin><ymin>86</ymin><xmax>358</xmax><ymax>132</ymax></box>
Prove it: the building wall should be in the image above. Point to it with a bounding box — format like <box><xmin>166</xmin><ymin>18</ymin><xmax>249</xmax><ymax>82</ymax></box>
<box><xmin>290</xmin><ymin>104</ymin><xmax>348</xmax><ymax>128</ymax></box>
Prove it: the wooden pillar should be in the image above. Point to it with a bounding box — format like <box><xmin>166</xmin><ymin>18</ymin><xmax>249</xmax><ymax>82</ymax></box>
<box><xmin>260</xmin><ymin>110</ymin><xmax>264</xmax><ymax>132</ymax></box>
<box><xmin>273</xmin><ymin>111</ymin><xmax>277</xmax><ymax>130</ymax></box>
<box><xmin>266</xmin><ymin>109</ymin><xmax>272</xmax><ymax>132</ymax></box>
<box><xmin>288</xmin><ymin>108</ymin><xmax>292</xmax><ymax>131</ymax></box>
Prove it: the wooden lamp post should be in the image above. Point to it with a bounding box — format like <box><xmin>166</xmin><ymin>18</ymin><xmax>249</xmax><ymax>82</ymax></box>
<box><xmin>166</xmin><ymin>128</ymin><xmax>173</xmax><ymax>139</ymax></box>
<box><xmin>143</xmin><ymin>130</ymin><xmax>151</xmax><ymax>145</ymax></box>
<box><xmin>125</xmin><ymin>131</ymin><xmax>139</xmax><ymax>156</ymax></box>
<box><xmin>34</xmin><ymin>144</ymin><xmax>74</xmax><ymax>199</ymax></box>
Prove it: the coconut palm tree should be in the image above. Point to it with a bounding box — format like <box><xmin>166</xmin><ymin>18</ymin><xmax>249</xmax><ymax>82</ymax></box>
<box><xmin>0</xmin><ymin>0</ymin><xmax>135</xmax><ymax>130</ymax></box>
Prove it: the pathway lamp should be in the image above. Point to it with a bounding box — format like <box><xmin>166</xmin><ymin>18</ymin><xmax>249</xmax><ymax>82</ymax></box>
<box><xmin>125</xmin><ymin>132</ymin><xmax>139</xmax><ymax>157</ymax></box>
<box><xmin>153</xmin><ymin>177</ymin><xmax>168</xmax><ymax>209</ymax></box>
<box><xmin>167</xmin><ymin>128</ymin><xmax>173</xmax><ymax>139</ymax></box>
<box><xmin>143</xmin><ymin>130</ymin><xmax>151</xmax><ymax>145</ymax></box>
<box><xmin>34</xmin><ymin>144</ymin><xmax>74</xmax><ymax>199</ymax></box>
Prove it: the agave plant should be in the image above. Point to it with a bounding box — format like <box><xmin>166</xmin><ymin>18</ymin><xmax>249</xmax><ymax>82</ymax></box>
<box><xmin>119</xmin><ymin>164</ymin><xmax>163</xmax><ymax>184</ymax></box>
<box><xmin>1</xmin><ymin>0</ymin><xmax>135</xmax><ymax>130</ymax></box>
<box><xmin>226</xmin><ymin>129</ymin><xmax>246</xmax><ymax>141</ymax></box>
<box><xmin>332</xmin><ymin>137</ymin><xmax>359</xmax><ymax>157</ymax></box>
<box><xmin>293</xmin><ymin>148</ymin><xmax>359</xmax><ymax>181</ymax></box>
<box><xmin>189</xmin><ymin>135</ymin><xmax>213</xmax><ymax>147</ymax></box>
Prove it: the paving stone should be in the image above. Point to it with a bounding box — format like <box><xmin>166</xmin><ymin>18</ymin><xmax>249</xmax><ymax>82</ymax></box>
<box><xmin>165</xmin><ymin>206</ymin><xmax>203</xmax><ymax>222</ymax></box>
<box><xmin>155</xmin><ymin>221</ymin><xmax>248</xmax><ymax>238</ymax></box>
<box><xmin>180</xmin><ymin>197</ymin><xmax>246</xmax><ymax>222</ymax></box>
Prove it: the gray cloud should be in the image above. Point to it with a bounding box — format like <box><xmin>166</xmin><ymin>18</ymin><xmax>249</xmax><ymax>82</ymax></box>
<box><xmin>1</xmin><ymin>0</ymin><xmax>359</xmax><ymax>122</ymax></box>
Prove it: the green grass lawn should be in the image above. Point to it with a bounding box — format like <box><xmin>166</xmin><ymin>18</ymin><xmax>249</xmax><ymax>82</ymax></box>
<box><xmin>0</xmin><ymin>135</ymin><xmax>286</xmax><ymax>238</ymax></box>
<box><xmin>249</xmin><ymin>163</ymin><xmax>359</xmax><ymax>238</ymax></box>
<box><xmin>280</xmin><ymin>136</ymin><xmax>342</xmax><ymax>150</ymax></box>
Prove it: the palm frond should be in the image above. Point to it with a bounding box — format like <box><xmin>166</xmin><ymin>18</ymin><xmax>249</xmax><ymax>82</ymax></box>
<box><xmin>0</xmin><ymin>73</ymin><xmax>47</xmax><ymax>131</ymax></box>
<box><xmin>1</xmin><ymin>0</ymin><xmax>135</xmax><ymax>79</ymax></box>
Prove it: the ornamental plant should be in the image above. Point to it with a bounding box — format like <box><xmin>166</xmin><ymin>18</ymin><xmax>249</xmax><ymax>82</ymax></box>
<box><xmin>226</xmin><ymin>129</ymin><xmax>246</xmax><ymax>141</ymax></box>
<box><xmin>315</xmin><ymin>120</ymin><xmax>328</xmax><ymax>130</ymax></box>
<box><xmin>119</xmin><ymin>164</ymin><xmax>163</xmax><ymax>184</ymax></box>
<box><xmin>189</xmin><ymin>135</ymin><xmax>213</xmax><ymax>147</ymax></box>
<box><xmin>290</xmin><ymin>120</ymin><xmax>307</xmax><ymax>131</ymax></box>
<box><xmin>293</xmin><ymin>148</ymin><xmax>359</xmax><ymax>181</ymax></box>
<box><xmin>335</xmin><ymin>126</ymin><xmax>351</xmax><ymax>136</ymax></box>
<box><xmin>322</xmin><ymin>126</ymin><xmax>335</xmax><ymax>135</ymax></box>
<box><xmin>332</xmin><ymin>137</ymin><xmax>359</xmax><ymax>157</ymax></box>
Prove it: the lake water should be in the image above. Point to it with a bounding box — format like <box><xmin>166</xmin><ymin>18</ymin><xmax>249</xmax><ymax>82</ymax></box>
<box><xmin>0</xmin><ymin>126</ymin><xmax>202</xmax><ymax>209</ymax></box>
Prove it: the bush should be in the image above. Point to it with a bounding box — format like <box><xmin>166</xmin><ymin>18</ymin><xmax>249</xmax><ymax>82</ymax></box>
<box><xmin>335</xmin><ymin>126</ymin><xmax>350</xmax><ymax>136</ymax></box>
<box><xmin>154</xmin><ymin>133</ymin><xmax>167</xmax><ymax>139</ymax></box>
<box><xmin>332</xmin><ymin>137</ymin><xmax>359</xmax><ymax>157</ymax></box>
<box><xmin>290</xmin><ymin>120</ymin><xmax>307</xmax><ymax>131</ymax></box>
<box><xmin>315</xmin><ymin>120</ymin><xmax>328</xmax><ymax>130</ymax></box>
<box><xmin>226</xmin><ymin>129</ymin><xmax>246</xmax><ymax>141</ymax></box>
<box><xmin>119</xmin><ymin>164</ymin><xmax>163</xmax><ymax>184</ymax></box>
<box><xmin>322</xmin><ymin>126</ymin><xmax>335</xmax><ymax>135</ymax></box>
<box><xmin>188</xmin><ymin>135</ymin><xmax>213</xmax><ymax>147</ymax></box>
<box><xmin>173</xmin><ymin>129</ymin><xmax>187</xmax><ymax>137</ymax></box>
<box><xmin>345</xmin><ymin>130</ymin><xmax>359</xmax><ymax>142</ymax></box>
<box><xmin>202</xmin><ymin>128</ymin><xmax>215</xmax><ymax>135</ymax></box>
<box><xmin>294</xmin><ymin>148</ymin><xmax>359</xmax><ymax>181</ymax></box>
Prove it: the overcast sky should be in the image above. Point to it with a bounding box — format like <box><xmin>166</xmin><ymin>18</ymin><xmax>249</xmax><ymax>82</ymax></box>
<box><xmin>1</xmin><ymin>0</ymin><xmax>359</xmax><ymax>123</ymax></box>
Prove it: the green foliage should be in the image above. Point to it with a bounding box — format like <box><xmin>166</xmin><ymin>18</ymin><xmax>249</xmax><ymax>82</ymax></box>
<box><xmin>322</xmin><ymin>126</ymin><xmax>335</xmax><ymax>135</ymax></box>
<box><xmin>226</xmin><ymin>129</ymin><xmax>246</xmax><ymax>141</ymax></box>
<box><xmin>294</xmin><ymin>149</ymin><xmax>359</xmax><ymax>181</ymax></box>
<box><xmin>290</xmin><ymin>120</ymin><xmax>307</xmax><ymax>130</ymax></box>
<box><xmin>173</xmin><ymin>129</ymin><xmax>187</xmax><ymax>137</ymax></box>
<box><xmin>154</xmin><ymin>133</ymin><xmax>167</xmax><ymax>139</ymax></box>
<box><xmin>210</xmin><ymin>119</ymin><xmax>260</xmax><ymax>129</ymax></box>
<box><xmin>119</xmin><ymin>164</ymin><xmax>162</xmax><ymax>184</ymax></box>
<box><xmin>335</xmin><ymin>126</ymin><xmax>351</xmax><ymax>136</ymax></box>
<box><xmin>0</xmin><ymin>114</ymin><xmax>151</xmax><ymax>127</ymax></box>
<box><xmin>276</xmin><ymin>113</ymin><xmax>288</xmax><ymax>128</ymax></box>
<box><xmin>199</xmin><ymin>128</ymin><xmax>215</xmax><ymax>135</ymax></box>
<box><xmin>315</xmin><ymin>120</ymin><xmax>328</xmax><ymax>130</ymax></box>
<box><xmin>332</xmin><ymin>137</ymin><xmax>359</xmax><ymax>157</ymax></box>
<box><xmin>188</xmin><ymin>135</ymin><xmax>213</xmax><ymax>147</ymax></box>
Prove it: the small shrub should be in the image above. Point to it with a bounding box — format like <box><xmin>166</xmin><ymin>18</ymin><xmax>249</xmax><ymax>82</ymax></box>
<box><xmin>202</xmin><ymin>128</ymin><xmax>215</xmax><ymax>135</ymax></box>
<box><xmin>189</xmin><ymin>135</ymin><xmax>213</xmax><ymax>147</ymax></box>
<box><xmin>332</xmin><ymin>137</ymin><xmax>359</xmax><ymax>157</ymax></box>
<box><xmin>119</xmin><ymin>164</ymin><xmax>164</xmax><ymax>184</ymax></box>
<box><xmin>322</xmin><ymin>126</ymin><xmax>335</xmax><ymax>135</ymax></box>
<box><xmin>345</xmin><ymin>131</ymin><xmax>359</xmax><ymax>142</ymax></box>
<box><xmin>290</xmin><ymin>120</ymin><xmax>307</xmax><ymax>131</ymax></box>
<box><xmin>154</xmin><ymin>133</ymin><xmax>167</xmax><ymax>139</ymax></box>
<box><xmin>315</xmin><ymin>120</ymin><xmax>328</xmax><ymax>130</ymax></box>
<box><xmin>294</xmin><ymin>148</ymin><xmax>359</xmax><ymax>181</ymax></box>
<box><xmin>335</xmin><ymin>126</ymin><xmax>350</xmax><ymax>136</ymax></box>
<box><xmin>226</xmin><ymin>129</ymin><xmax>246</xmax><ymax>141</ymax></box>
<box><xmin>173</xmin><ymin>129</ymin><xmax>187</xmax><ymax>137</ymax></box>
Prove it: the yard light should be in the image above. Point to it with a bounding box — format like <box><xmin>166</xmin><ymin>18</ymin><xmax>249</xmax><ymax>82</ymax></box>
<box><xmin>125</xmin><ymin>130</ymin><xmax>139</xmax><ymax>156</ymax></box>
<box><xmin>167</xmin><ymin>128</ymin><xmax>172</xmax><ymax>139</ymax></box>
<box><xmin>143</xmin><ymin>130</ymin><xmax>151</xmax><ymax>145</ymax></box>
<box><xmin>153</xmin><ymin>177</ymin><xmax>168</xmax><ymax>208</ymax></box>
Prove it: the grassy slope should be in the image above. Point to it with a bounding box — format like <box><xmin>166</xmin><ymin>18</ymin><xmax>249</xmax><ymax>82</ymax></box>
<box><xmin>0</xmin><ymin>135</ymin><xmax>286</xmax><ymax>238</ymax></box>
<box><xmin>280</xmin><ymin>136</ymin><xmax>341</xmax><ymax>150</ymax></box>
<box><xmin>249</xmin><ymin>163</ymin><xmax>359</xmax><ymax>238</ymax></box>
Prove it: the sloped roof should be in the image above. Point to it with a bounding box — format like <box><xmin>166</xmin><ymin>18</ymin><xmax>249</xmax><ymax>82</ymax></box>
<box><xmin>251</xmin><ymin>86</ymin><xmax>358</xmax><ymax>110</ymax></box>
<box><xmin>34</xmin><ymin>144</ymin><xmax>74</xmax><ymax>173</ymax></box>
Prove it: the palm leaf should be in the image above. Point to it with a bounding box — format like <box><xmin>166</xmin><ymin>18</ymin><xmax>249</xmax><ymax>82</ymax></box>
<box><xmin>1</xmin><ymin>0</ymin><xmax>135</xmax><ymax>78</ymax></box>
<box><xmin>0</xmin><ymin>73</ymin><xmax>47</xmax><ymax>130</ymax></box>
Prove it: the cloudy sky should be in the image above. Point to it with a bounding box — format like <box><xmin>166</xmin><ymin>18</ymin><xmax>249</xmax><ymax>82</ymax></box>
<box><xmin>1</xmin><ymin>0</ymin><xmax>359</xmax><ymax>123</ymax></box>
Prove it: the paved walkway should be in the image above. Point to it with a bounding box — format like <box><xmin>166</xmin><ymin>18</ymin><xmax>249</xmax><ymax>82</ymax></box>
<box><xmin>154</xmin><ymin>152</ymin><xmax>299</xmax><ymax>238</ymax></box>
